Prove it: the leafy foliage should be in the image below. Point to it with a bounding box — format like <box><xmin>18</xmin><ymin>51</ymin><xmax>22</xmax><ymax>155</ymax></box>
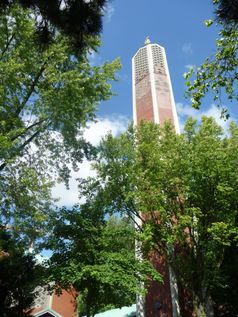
<box><xmin>185</xmin><ymin>0</ymin><xmax>238</xmax><ymax>118</ymax></box>
<box><xmin>0</xmin><ymin>5</ymin><xmax>120</xmax><ymax>241</ymax></box>
<box><xmin>0</xmin><ymin>0</ymin><xmax>108</xmax><ymax>50</ymax></box>
<box><xmin>79</xmin><ymin>119</ymin><xmax>238</xmax><ymax>315</ymax></box>
<box><xmin>0</xmin><ymin>229</ymin><xmax>43</xmax><ymax>317</ymax></box>
<box><xmin>215</xmin><ymin>0</ymin><xmax>238</xmax><ymax>24</ymax></box>
<box><xmin>46</xmin><ymin>207</ymin><xmax>161</xmax><ymax>317</ymax></box>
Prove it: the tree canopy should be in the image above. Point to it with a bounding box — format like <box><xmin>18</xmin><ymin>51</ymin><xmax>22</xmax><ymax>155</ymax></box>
<box><xmin>185</xmin><ymin>0</ymin><xmax>238</xmax><ymax>118</ymax></box>
<box><xmin>78</xmin><ymin>119</ymin><xmax>238</xmax><ymax>316</ymax></box>
<box><xmin>46</xmin><ymin>207</ymin><xmax>160</xmax><ymax>317</ymax></box>
<box><xmin>0</xmin><ymin>229</ymin><xmax>43</xmax><ymax>317</ymax></box>
<box><xmin>0</xmin><ymin>0</ymin><xmax>108</xmax><ymax>50</ymax></box>
<box><xmin>0</xmin><ymin>4</ymin><xmax>120</xmax><ymax>243</ymax></box>
<box><xmin>215</xmin><ymin>0</ymin><xmax>238</xmax><ymax>24</ymax></box>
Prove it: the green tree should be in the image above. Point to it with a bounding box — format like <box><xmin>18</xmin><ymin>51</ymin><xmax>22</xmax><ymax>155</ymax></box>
<box><xmin>0</xmin><ymin>0</ymin><xmax>108</xmax><ymax>50</ymax></box>
<box><xmin>46</xmin><ymin>206</ymin><xmax>161</xmax><ymax>317</ymax></box>
<box><xmin>214</xmin><ymin>0</ymin><xmax>238</xmax><ymax>25</ymax></box>
<box><xmin>185</xmin><ymin>0</ymin><xmax>238</xmax><ymax>118</ymax></box>
<box><xmin>0</xmin><ymin>228</ymin><xmax>44</xmax><ymax>317</ymax></box>
<box><xmin>78</xmin><ymin>119</ymin><xmax>238</xmax><ymax>316</ymax></box>
<box><xmin>0</xmin><ymin>5</ymin><xmax>120</xmax><ymax>242</ymax></box>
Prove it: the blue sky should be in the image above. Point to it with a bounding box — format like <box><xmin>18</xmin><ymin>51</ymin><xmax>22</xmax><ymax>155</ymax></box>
<box><xmin>52</xmin><ymin>0</ymin><xmax>238</xmax><ymax>206</ymax></box>
<box><xmin>94</xmin><ymin>0</ymin><xmax>237</xmax><ymax>124</ymax></box>
<box><xmin>40</xmin><ymin>1</ymin><xmax>238</xmax><ymax>260</ymax></box>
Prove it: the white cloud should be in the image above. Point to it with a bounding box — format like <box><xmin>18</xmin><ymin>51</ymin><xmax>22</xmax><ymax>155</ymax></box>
<box><xmin>177</xmin><ymin>102</ymin><xmax>200</xmax><ymax>119</ymax></box>
<box><xmin>177</xmin><ymin>102</ymin><xmax>233</xmax><ymax>131</ymax></box>
<box><xmin>84</xmin><ymin>116</ymin><xmax>129</xmax><ymax>146</ymax></box>
<box><xmin>103</xmin><ymin>3</ymin><xmax>115</xmax><ymax>22</ymax></box>
<box><xmin>185</xmin><ymin>64</ymin><xmax>195</xmax><ymax>71</ymax></box>
<box><xmin>34</xmin><ymin>253</ymin><xmax>49</xmax><ymax>264</ymax></box>
<box><xmin>51</xmin><ymin>116</ymin><xmax>129</xmax><ymax>206</ymax></box>
<box><xmin>182</xmin><ymin>43</ymin><xmax>193</xmax><ymax>55</ymax></box>
<box><xmin>118</xmin><ymin>73</ymin><xmax>130</xmax><ymax>83</ymax></box>
<box><xmin>51</xmin><ymin>159</ymin><xmax>95</xmax><ymax>206</ymax></box>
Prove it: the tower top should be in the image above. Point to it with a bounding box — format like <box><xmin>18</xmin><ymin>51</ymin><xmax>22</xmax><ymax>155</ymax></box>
<box><xmin>144</xmin><ymin>36</ymin><xmax>151</xmax><ymax>45</ymax></box>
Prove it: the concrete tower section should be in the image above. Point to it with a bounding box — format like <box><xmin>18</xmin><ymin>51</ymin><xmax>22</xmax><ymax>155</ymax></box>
<box><xmin>132</xmin><ymin>37</ymin><xmax>180</xmax><ymax>133</ymax></box>
<box><xmin>132</xmin><ymin>39</ymin><xmax>180</xmax><ymax>317</ymax></box>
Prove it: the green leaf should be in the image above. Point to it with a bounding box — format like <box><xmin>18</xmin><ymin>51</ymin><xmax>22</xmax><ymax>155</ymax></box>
<box><xmin>204</xmin><ymin>19</ymin><xmax>214</xmax><ymax>27</ymax></box>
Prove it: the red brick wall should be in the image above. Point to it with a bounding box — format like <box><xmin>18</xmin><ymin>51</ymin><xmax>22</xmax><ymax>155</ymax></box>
<box><xmin>52</xmin><ymin>289</ymin><xmax>77</xmax><ymax>317</ymax></box>
<box><xmin>135</xmin><ymin>75</ymin><xmax>154</xmax><ymax>123</ymax></box>
<box><xmin>145</xmin><ymin>254</ymin><xmax>173</xmax><ymax>317</ymax></box>
<box><xmin>154</xmin><ymin>72</ymin><xmax>175</xmax><ymax>127</ymax></box>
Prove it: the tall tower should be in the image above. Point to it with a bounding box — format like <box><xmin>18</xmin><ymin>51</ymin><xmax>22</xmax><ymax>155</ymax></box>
<box><xmin>132</xmin><ymin>38</ymin><xmax>180</xmax><ymax>317</ymax></box>
<box><xmin>132</xmin><ymin>37</ymin><xmax>179</xmax><ymax>132</ymax></box>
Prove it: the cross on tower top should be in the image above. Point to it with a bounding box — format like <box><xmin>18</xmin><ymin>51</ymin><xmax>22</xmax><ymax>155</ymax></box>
<box><xmin>144</xmin><ymin>36</ymin><xmax>151</xmax><ymax>45</ymax></box>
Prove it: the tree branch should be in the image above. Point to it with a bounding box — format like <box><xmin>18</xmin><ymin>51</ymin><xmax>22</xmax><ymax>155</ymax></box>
<box><xmin>0</xmin><ymin>32</ymin><xmax>15</xmax><ymax>60</ymax></box>
<box><xmin>18</xmin><ymin>121</ymin><xmax>50</xmax><ymax>153</ymax></box>
<box><xmin>10</xmin><ymin>118</ymin><xmax>48</xmax><ymax>142</ymax></box>
<box><xmin>0</xmin><ymin>162</ymin><xmax>6</xmax><ymax>172</ymax></box>
<box><xmin>0</xmin><ymin>120</ymin><xmax>51</xmax><ymax>172</ymax></box>
<box><xmin>15</xmin><ymin>61</ymin><xmax>47</xmax><ymax>116</ymax></box>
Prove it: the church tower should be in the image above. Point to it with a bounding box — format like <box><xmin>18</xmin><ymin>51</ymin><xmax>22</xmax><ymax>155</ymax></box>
<box><xmin>132</xmin><ymin>38</ymin><xmax>180</xmax><ymax>317</ymax></box>
<box><xmin>132</xmin><ymin>37</ymin><xmax>179</xmax><ymax>132</ymax></box>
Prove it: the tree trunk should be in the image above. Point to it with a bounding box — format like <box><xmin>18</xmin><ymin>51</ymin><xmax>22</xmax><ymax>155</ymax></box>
<box><xmin>193</xmin><ymin>292</ymin><xmax>214</xmax><ymax>317</ymax></box>
<box><xmin>204</xmin><ymin>296</ymin><xmax>214</xmax><ymax>317</ymax></box>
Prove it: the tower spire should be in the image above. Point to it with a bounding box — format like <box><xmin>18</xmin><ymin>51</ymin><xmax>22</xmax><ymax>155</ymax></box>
<box><xmin>144</xmin><ymin>36</ymin><xmax>151</xmax><ymax>45</ymax></box>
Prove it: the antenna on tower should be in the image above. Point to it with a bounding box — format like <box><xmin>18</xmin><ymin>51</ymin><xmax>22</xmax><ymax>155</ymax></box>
<box><xmin>144</xmin><ymin>36</ymin><xmax>151</xmax><ymax>45</ymax></box>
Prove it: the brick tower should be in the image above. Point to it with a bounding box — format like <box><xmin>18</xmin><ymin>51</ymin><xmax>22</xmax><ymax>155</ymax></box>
<box><xmin>132</xmin><ymin>37</ymin><xmax>179</xmax><ymax>132</ymax></box>
<box><xmin>132</xmin><ymin>38</ymin><xmax>180</xmax><ymax>317</ymax></box>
